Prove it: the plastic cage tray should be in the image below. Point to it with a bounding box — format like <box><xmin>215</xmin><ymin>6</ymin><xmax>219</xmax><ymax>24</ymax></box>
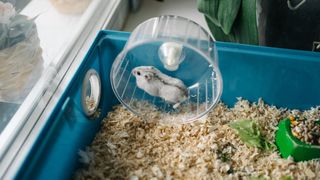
<box><xmin>16</xmin><ymin>30</ymin><xmax>320</xmax><ymax>179</ymax></box>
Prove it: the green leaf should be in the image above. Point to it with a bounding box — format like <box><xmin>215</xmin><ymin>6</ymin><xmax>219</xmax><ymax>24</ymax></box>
<box><xmin>229</xmin><ymin>119</ymin><xmax>275</xmax><ymax>151</ymax></box>
<box><xmin>197</xmin><ymin>0</ymin><xmax>220</xmax><ymax>25</ymax></box>
<box><xmin>280</xmin><ymin>176</ymin><xmax>292</xmax><ymax>180</ymax></box>
<box><xmin>197</xmin><ymin>0</ymin><xmax>241</xmax><ymax>34</ymax></box>
<box><xmin>217</xmin><ymin>0</ymin><xmax>241</xmax><ymax>34</ymax></box>
<box><xmin>198</xmin><ymin>0</ymin><xmax>259</xmax><ymax>45</ymax></box>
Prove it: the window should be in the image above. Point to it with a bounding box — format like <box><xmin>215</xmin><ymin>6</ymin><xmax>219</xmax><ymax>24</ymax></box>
<box><xmin>0</xmin><ymin>0</ymin><xmax>125</xmax><ymax>177</ymax></box>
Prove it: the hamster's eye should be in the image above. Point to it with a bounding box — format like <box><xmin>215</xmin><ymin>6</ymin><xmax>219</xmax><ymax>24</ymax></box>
<box><xmin>144</xmin><ymin>75</ymin><xmax>148</xmax><ymax>79</ymax></box>
<box><xmin>137</xmin><ymin>71</ymin><xmax>141</xmax><ymax>76</ymax></box>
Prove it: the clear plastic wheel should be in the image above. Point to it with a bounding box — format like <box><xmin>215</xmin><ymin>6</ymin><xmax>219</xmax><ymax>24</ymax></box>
<box><xmin>111</xmin><ymin>15</ymin><xmax>222</xmax><ymax>124</ymax></box>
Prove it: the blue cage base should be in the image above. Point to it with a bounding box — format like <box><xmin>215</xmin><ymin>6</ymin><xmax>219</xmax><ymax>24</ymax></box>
<box><xmin>16</xmin><ymin>30</ymin><xmax>320</xmax><ymax>179</ymax></box>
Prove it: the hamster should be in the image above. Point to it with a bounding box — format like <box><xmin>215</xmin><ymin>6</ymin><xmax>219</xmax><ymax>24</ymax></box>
<box><xmin>132</xmin><ymin>66</ymin><xmax>188</xmax><ymax>109</ymax></box>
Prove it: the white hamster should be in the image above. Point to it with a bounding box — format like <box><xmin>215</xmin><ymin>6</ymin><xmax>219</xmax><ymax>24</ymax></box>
<box><xmin>132</xmin><ymin>66</ymin><xmax>188</xmax><ymax>108</ymax></box>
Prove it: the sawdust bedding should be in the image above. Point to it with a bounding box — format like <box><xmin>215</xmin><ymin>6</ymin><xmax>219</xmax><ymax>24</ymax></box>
<box><xmin>74</xmin><ymin>98</ymin><xmax>320</xmax><ymax>179</ymax></box>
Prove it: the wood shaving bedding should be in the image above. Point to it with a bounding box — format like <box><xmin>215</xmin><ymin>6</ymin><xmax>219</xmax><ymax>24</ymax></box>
<box><xmin>74</xmin><ymin>99</ymin><xmax>320</xmax><ymax>179</ymax></box>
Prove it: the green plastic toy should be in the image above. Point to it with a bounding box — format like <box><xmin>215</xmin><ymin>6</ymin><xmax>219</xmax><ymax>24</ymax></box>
<box><xmin>275</xmin><ymin>118</ymin><xmax>320</xmax><ymax>162</ymax></box>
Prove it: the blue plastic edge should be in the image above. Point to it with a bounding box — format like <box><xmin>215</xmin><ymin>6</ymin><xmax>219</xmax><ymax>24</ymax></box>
<box><xmin>15</xmin><ymin>30</ymin><xmax>129</xmax><ymax>180</ymax></box>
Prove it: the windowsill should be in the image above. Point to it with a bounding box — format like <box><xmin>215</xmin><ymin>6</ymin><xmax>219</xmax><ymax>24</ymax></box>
<box><xmin>0</xmin><ymin>0</ymin><xmax>124</xmax><ymax>178</ymax></box>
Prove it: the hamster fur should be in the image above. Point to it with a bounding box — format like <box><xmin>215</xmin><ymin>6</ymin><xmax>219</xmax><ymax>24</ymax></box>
<box><xmin>132</xmin><ymin>66</ymin><xmax>188</xmax><ymax>108</ymax></box>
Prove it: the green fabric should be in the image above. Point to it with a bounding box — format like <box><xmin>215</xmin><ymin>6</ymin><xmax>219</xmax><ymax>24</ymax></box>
<box><xmin>197</xmin><ymin>0</ymin><xmax>259</xmax><ymax>45</ymax></box>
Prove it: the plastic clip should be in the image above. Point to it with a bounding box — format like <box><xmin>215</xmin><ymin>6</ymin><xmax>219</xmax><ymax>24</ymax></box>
<box><xmin>287</xmin><ymin>0</ymin><xmax>306</xmax><ymax>10</ymax></box>
<box><xmin>312</xmin><ymin>42</ymin><xmax>320</xmax><ymax>52</ymax></box>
